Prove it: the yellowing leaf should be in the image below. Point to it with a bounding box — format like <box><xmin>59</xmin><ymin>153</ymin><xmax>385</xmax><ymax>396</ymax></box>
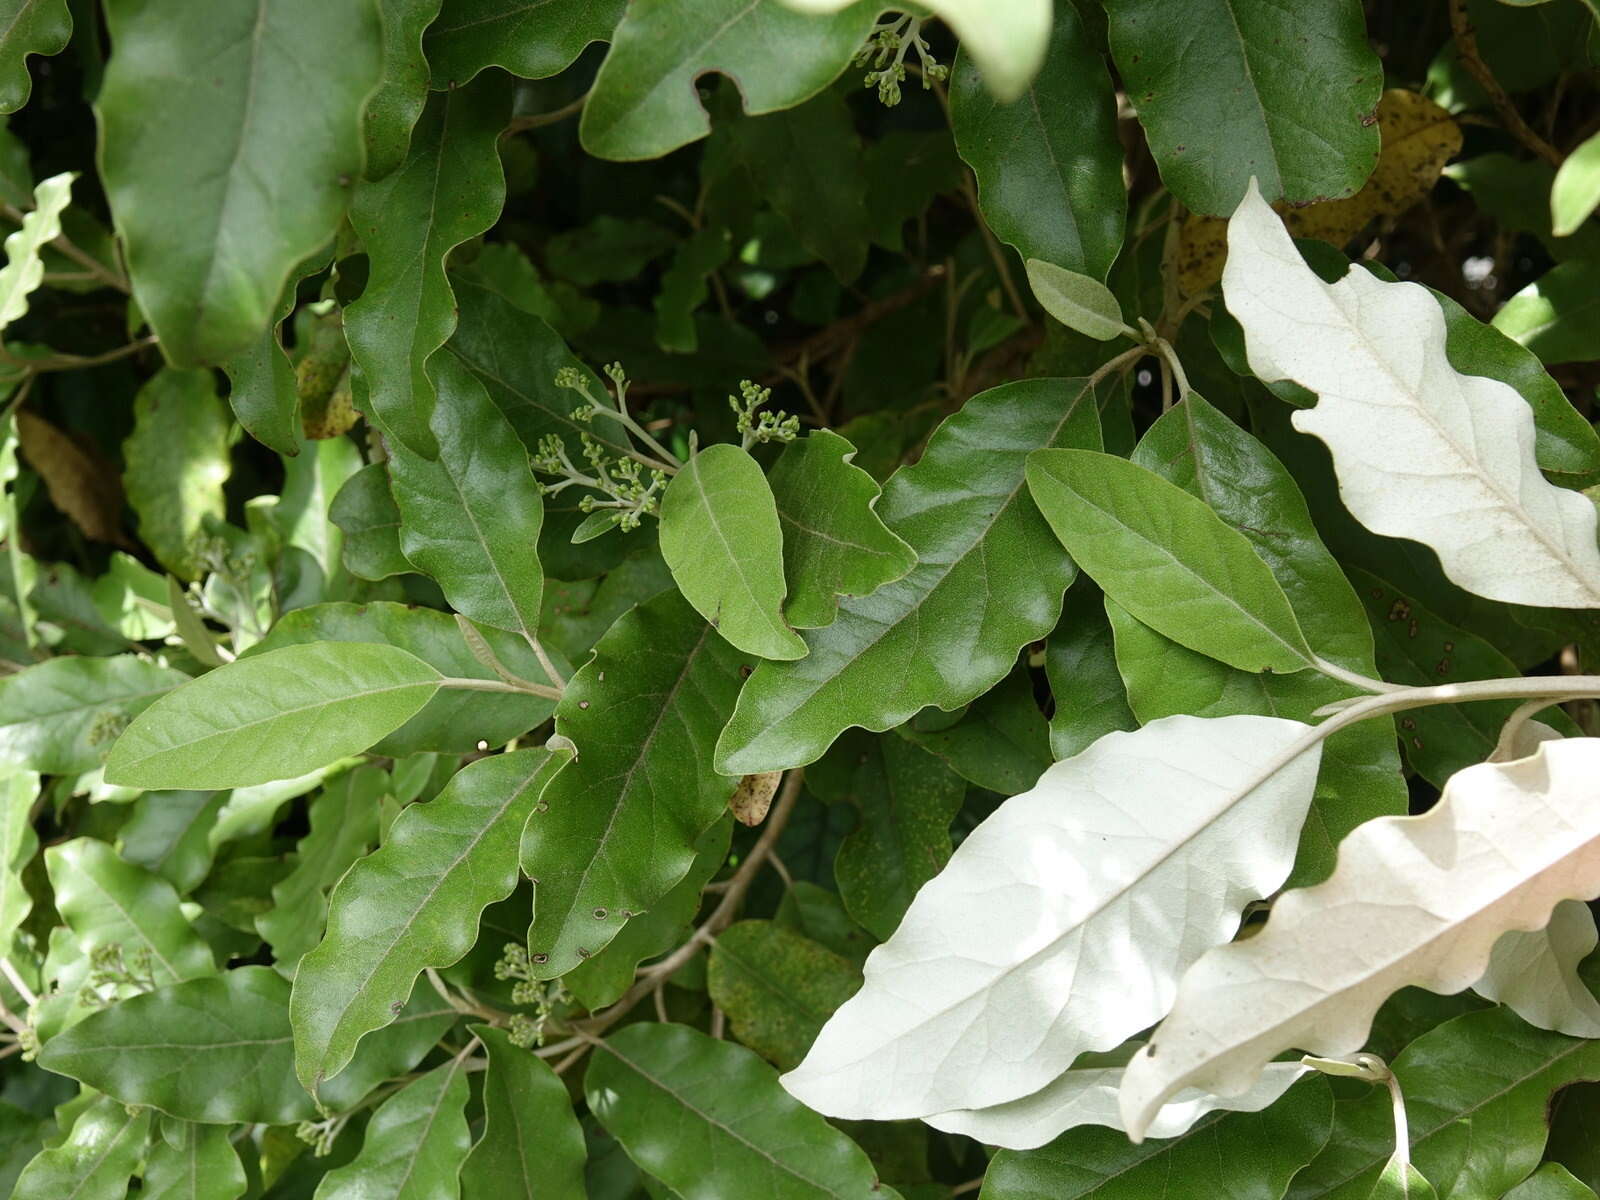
<box><xmin>1120</xmin><ymin>737</ymin><xmax>1600</xmax><ymax>1141</ymax></box>
<box><xmin>1179</xmin><ymin>91</ymin><xmax>1460</xmax><ymax>294</ymax></box>
<box><xmin>17</xmin><ymin>411</ymin><xmax>128</xmax><ymax>547</ymax></box>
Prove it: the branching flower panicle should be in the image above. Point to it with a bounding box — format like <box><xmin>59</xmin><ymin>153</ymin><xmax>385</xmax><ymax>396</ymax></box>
<box><xmin>856</xmin><ymin>14</ymin><xmax>947</xmax><ymax>106</ymax></box>
<box><xmin>730</xmin><ymin>380</ymin><xmax>800</xmax><ymax>449</ymax></box>
<box><xmin>495</xmin><ymin>942</ymin><xmax>569</xmax><ymax>1047</ymax></box>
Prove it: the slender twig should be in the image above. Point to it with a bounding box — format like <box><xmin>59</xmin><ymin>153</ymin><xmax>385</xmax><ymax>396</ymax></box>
<box><xmin>0</xmin><ymin>957</ymin><xmax>37</xmax><ymax>1007</ymax></box>
<box><xmin>438</xmin><ymin>675</ymin><xmax>562</xmax><ymax>701</ymax></box>
<box><xmin>1448</xmin><ymin>0</ymin><xmax>1561</xmax><ymax>166</ymax></box>
<box><xmin>505</xmin><ymin>91</ymin><xmax>589</xmax><ymax>134</ymax></box>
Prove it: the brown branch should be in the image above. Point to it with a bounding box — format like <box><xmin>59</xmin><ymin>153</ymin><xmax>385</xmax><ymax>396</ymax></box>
<box><xmin>1448</xmin><ymin>0</ymin><xmax>1561</xmax><ymax>166</ymax></box>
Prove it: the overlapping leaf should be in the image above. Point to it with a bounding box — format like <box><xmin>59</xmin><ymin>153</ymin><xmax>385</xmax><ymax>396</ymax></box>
<box><xmin>313</xmin><ymin>1058</ymin><xmax>472</xmax><ymax>1200</ymax></box>
<box><xmin>782</xmin><ymin>714</ymin><xmax>1321</xmax><ymax>1120</ymax></box>
<box><xmin>425</xmin><ymin>0</ymin><xmax>623</xmax><ymax>86</ymax></box>
<box><xmin>96</xmin><ymin>0</ymin><xmax>381</xmax><ymax>364</ymax></box>
<box><xmin>462</xmin><ymin>1024</ymin><xmax>587</xmax><ymax>1198</ymax></box>
<box><xmin>0</xmin><ymin>0</ymin><xmax>70</xmax><ymax>115</ymax></box>
<box><xmin>1122</xmin><ymin>738</ymin><xmax>1600</xmax><ymax>1139</ymax></box>
<box><xmin>0</xmin><ymin>654</ymin><xmax>188</xmax><ymax>775</ymax></box>
<box><xmin>522</xmin><ymin>589</ymin><xmax>747</xmax><ymax>978</ymax></box>
<box><xmin>717</xmin><ymin>378</ymin><xmax>1100</xmax><ymax>775</ymax></box>
<box><xmin>1223</xmin><ymin>179</ymin><xmax>1600</xmax><ymax>607</ymax></box>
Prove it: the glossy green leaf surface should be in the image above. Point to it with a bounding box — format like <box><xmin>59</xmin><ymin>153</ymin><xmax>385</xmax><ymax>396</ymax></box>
<box><xmin>579</xmin><ymin>0</ymin><xmax>876</xmax><ymax>161</ymax></box>
<box><xmin>219</xmin><ymin>246</ymin><xmax>329</xmax><ymax>456</ymax></box>
<box><xmin>344</xmin><ymin>74</ymin><xmax>510</xmax><ymax>456</ymax></box>
<box><xmin>40</xmin><ymin>966</ymin><xmax>321</xmax><ymax>1123</ymax></box>
<box><xmin>1045</xmin><ymin>581</ymin><xmax>1137</xmax><ymax>760</ymax></box>
<box><xmin>1288</xmin><ymin>1007</ymin><xmax>1600</xmax><ymax>1199</ymax></box>
<box><xmin>122</xmin><ymin>368</ymin><xmax>231</xmax><ymax>580</ymax></box>
<box><xmin>565</xmin><ymin>817</ymin><xmax>731</xmax><ymax>1009</ymax></box>
<box><xmin>461</xmin><ymin>1025</ymin><xmax>588</xmax><ymax>1199</ymax></box>
<box><xmin>982</xmin><ymin>1076</ymin><xmax>1333</xmax><ymax>1199</ymax></box>
<box><xmin>11</xmin><ymin>1094</ymin><xmax>149</xmax><ymax>1200</ymax></box>
<box><xmin>708</xmin><ymin>920</ymin><xmax>862</xmax><ymax>1070</ymax></box>
<box><xmin>292</xmin><ymin>747</ymin><xmax>565</xmax><ymax>1092</ymax></box>
<box><xmin>1492</xmin><ymin>259</ymin><xmax>1600</xmax><ymax>366</ymax></box>
<box><xmin>717</xmin><ymin>378</ymin><xmax>1100</xmax><ymax>775</ymax></box>
<box><xmin>1552</xmin><ymin>130</ymin><xmax>1600</xmax><ymax>237</ymax></box>
<box><xmin>587</xmin><ymin>1023</ymin><xmax>894</xmax><ymax>1199</ymax></box>
<box><xmin>364</xmin><ymin>0</ymin><xmax>446</xmax><ymax>180</ymax></box>
<box><xmin>660</xmin><ymin>442</ymin><xmax>806</xmax><ymax>661</ymax></box>
<box><xmin>330</xmin><ymin>464</ymin><xmax>410</xmax><ymax>581</ymax></box>
<box><xmin>425</xmin><ymin>0</ymin><xmax>623</xmax><ymax>86</ymax></box>
<box><xmin>46</xmin><ymin>837</ymin><xmax>215</xmax><ymax>985</ymax></box>
<box><xmin>249</xmin><ymin>603</ymin><xmax>557</xmax><ymax>756</ymax></box>
<box><xmin>811</xmin><ymin>730</ymin><xmax>966</xmax><ymax>940</ymax></box>
<box><xmin>313</xmin><ymin>1057</ymin><xmax>472</xmax><ymax>1200</ymax></box>
<box><xmin>389</xmin><ymin>353</ymin><xmax>544</xmax><ymax>637</ymax></box>
<box><xmin>1121</xmin><ymin>392</ymin><xmax>1407</xmax><ymax>882</ymax></box>
<box><xmin>1028</xmin><ymin>446</ymin><xmax>1315</xmax><ymax>674</ymax></box>
<box><xmin>1103</xmin><ymin>0</ymin><xmax>1381</xmax><ymax>214</ymax></box>
<box><xmin>106</xmin><ymin>642</ymin><xmax>442</xmax><ymax>790</ymax></box>
<box><xmin>951</xmin><ymin>3</ymin><xmax>1124</xmax><ymax>277</ymax></box>
<box><xmin>0</xmin><ymin>654</ymin><xmax>188</xmax><ymax>775</ymax></box>
<box><xmin>1505</xmin><ymin>1165</ymin><xmax>1599</xmax><ymax>1200</ymax></box>
<box><xmin>0</xmin><ymin>0</ymin><xmax>69</xmax><ymax>115</ymax></box>
<box><xmin>142</xmin><ymin>1120</ymin><xmax>246</xmax><ymax>1200</ymax></box>
<box><xmin>767</xmin><ymin>430</ymin><xmax>915</xmax><ymax>629</ymax></box>
<box><xmin>523</xmin><ymin>588</ymin><xmax>746</xmax><ymax>978</ymax></box>
<box><xmin>898</xmin><ymin>665</ymin><xmax>1051</xmax><ymax>795</ymax></box>
<box><xmin>96</xmin><ymin>0</ymin><xmax>381</xmax><ymax>364</ymax></box>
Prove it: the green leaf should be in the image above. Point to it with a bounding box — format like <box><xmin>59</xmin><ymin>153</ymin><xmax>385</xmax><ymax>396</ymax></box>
<box><xmin>330</xmin><ymin>464</ymin><xmax>410</xmax><ymax>582</ymax></box>
<box><xmin>655</xmin><ymin>225</ymin><xmax>733</xmax><ymax>352</ymax></box>
<box><xmin>1288</xmin><ymin>1007</ymin><xmax>1600</xmax><ymax>1199</ymax></box>
<box><xmin>39</xmin><ymin>966</ymin><xmax>320</xmax><ymax>1124</ymax></box>
<box><xmin>0</xmin><ymin>1</ymin><xmax>70</xmax><ymax>115</ymax></box>
<box><xmin>365</xmin><ymin>0</ymin><xmax>446</xmax><ymax>180</ymax></box>
<box><xmin>1103</xmin><ymin>0</ymin><xmax>1381</xmax><ymax>214</ymax></box>
<box><xmin>96</xmin><ymin>0</ymin><xmax>382</xmax><ymax>364</ymax></box>
<box><xmin>292</xmin><ymin>747</ymin><xmax>566</xmax><ymax>1092</ymax></box>
<box><xmin>898</xmin><ymin>664</ymin><xmax>1051</xmax><ymax>795</ymax></box>
<box><xmin>523</xmin><ymin>588</ymin><xmax>747</xmax><ymax>978</ymax></box>
<box><xmin>1367</xmin><ymin>1159</ymin><xmax>1439</xmax><ymax>1200</ymax></box>
<box><xmin>983</xmin><ymin>1076</ymin><xmax>1333</xmax><ymax>1200</ymax></box>
<box><xmin>767</xmin><ymin>430</ymin><xmax>915</xmax><ymax>629</ymax></box>
<box><xmin>462</xmin><ymin>1025</ymin><xmax>588</xmax><ymax>1199</ymax></box>
<box><xmin>720</xmin><ymin>90</ymin><xmax>871</xmax><ymax>283</ymax></box>
<box><xmin>1024</xmin><ymin>260</ymin><xmax>1129</xmax><ymax>341</ymax></box>
<box><xmin>105</xmin><ymin>642</ymin><xmax>443</xmax><ymax>790</ymax></box>
<box><xmin>545</xmin><ymin>215</ymin><xmax>676</xmax><ymax>286</ymax></box>
<box><xmin>389</xmin><ymin>354</ymin><xmax>545</xmax><ymax>637</ymax></box>
<box><xmin>1553</xmin><ymin>131</ymin><xmax>1600</xmax><ymax>237</ymax></box>
<box><xmin>1492</xmin><ymin>259</ymin><xmax>1600</xmax><ymax>365</ymax></box>
<box><xmin>586</xmin><ymin>1022</ymin><xmax>894</xmax><ymax>1198</ymax></box>
<box><xmin>11</xmin><ymin>1094</ymin><xmax>149</xmax><ymax>1200</ymax></box>
<box><xmin>0</xmin><ymin>654</ymin><xmax>189</xmax><ymax>775</ymax></box>
<box><xmin>219</xmin><ymin>246</ymin><xmax>330</xmax><ymax>456</ymax></box>
<box><xmin>1044</xmin><ymin>580</ymin><xmax>1137</xmax><ymax>760</ymax></box>
<box><xmin>0</xmin><ymin>171</ymin><xmax>71</xmax><ymax>331</ymax></box>
<box><xmin>811</xmin><ymin>730</ymin><xmax>965</xmax><ymax>941</ymax></box>
<box><xmin>716</xmin><ymin>377</ymin><xmax>1101</xmax><ymax>775</ymax></box>
<box><xmin>345</xmin><ymin>74</ymin><xmax>510</xmax><ymax>457</ymax></box>
<box><xmin>1027</xmin><ymin>446</ymin><xmax>1315</xmax><ymax>674</ymax></box>
<box><xmin>119</xmin><ymin>789</ymin><xmax>224</xmax><ymax>894</ymax></box>
<box><xmin>142</xmin><ymin>1120</ymin><xmax>246</xmax><ymax>1200</ymax></box>
<box><xmin>1122</xmin><ymin>392</ymin><xmax>1407</xmax><ymax>881</ymax></box>
<box><xmin>45</xmin><ymin>838</ymin><xmax>215</xmax><ymax>986</ymax></box>
<box><xmin>425</xmin><ymin>0</ymin><xmax>623</xmax><ymax>87</ymax></box>
<box><xmin>565</xmin><ymin>817</ymin><xmax>731</xmax><ymax>1009</ymax></box>
<box><xmin>1505</xmin><ymin>1165</ymin><xmax>1600</xmax><ymax>1200</ymax></box>
<box><xmin>708</xmin><ymin>920</ymin><xmax>862</xmax><ymax>1071</ymax></box>
<box><xmin>447</xmin><ymin>276</ymin><xmax>631</xmax><ymax>460</ymax></box>
<box><xmin>313</xmin><ymin>1057</ymin><xmax>473</xmax><ymax>1200</ymax></box>
<box><xmin>660</xmin><ymin>442</ymin><xmax>806</xmax><ymax>661</ymax></box>
<box><xmin>249</xmin><ymin>602</ymin><xmax>558</xmax><ymax>756</ymax></box>
<box><xmin>0</xmin><ymin>769</ymin><xmax>36</xmax><ymax>956</ymax></box>
<box><xmin>579</xmin><ymin>0</ymin><xmax>876</xmax><ymax>162</ymax></box>
<box><xmin>951</xmin><ymin>4</ymin><xmax>1123</xmax><ymax>277</ymax></box>
<box><xmin>256</xmin><ymin>766</ymin><xmax>384</xmax><ymax>972</ymax></box>
<box><xmin>122</xmin><ymin>368</ymin><xmax>232</xmax><ymax>580</ymax></box>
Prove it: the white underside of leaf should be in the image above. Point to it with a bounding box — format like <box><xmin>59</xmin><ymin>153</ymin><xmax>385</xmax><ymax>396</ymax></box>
<box><xmin>779</xmin><ymin>714</ymin><xmax>1321</xmax><ymax>1120</ymax></box>
<box><xmin>778</xmin><ymin>0</ymin><xmax>1049</xmax><ymax>101</ymax></box>
<box><xmin>925</xmin><ymin>1050</ymin><xmax>1305</xmax><ymax>1150</ymax></box>
<box><xmin>1223</xmin><ymin>179</ymin><xmax>1600</xmax><ymax>609</ymax></box>
<box><xmin>1472</xmin><ymin>898</ymin><xmax>1600</xmax><ymax>1038</ymax></box>
<box><xmin>1120</xmin><ymin>737</ymin><xmax>1600</xmax><ymax>1140</ymax></box>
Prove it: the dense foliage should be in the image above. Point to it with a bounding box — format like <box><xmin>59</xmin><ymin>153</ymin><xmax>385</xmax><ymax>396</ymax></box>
<box><xmin>1</xmin><ymin>0</ymin><xmax>1599</xmax><ymax>1196</ymax></box>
